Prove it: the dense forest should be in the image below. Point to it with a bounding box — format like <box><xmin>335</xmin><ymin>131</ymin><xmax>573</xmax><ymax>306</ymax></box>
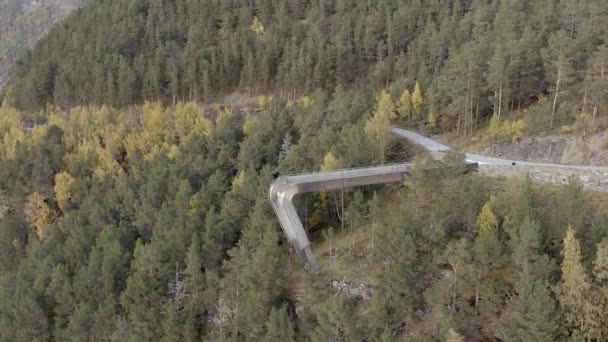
<box><xmin>5</xmin><ymin>0</ymin><xmax>608</xmax><ymax>135</ymax></box>
<box><xmin>0</xmin><ymin>0</ymin><xmax>85</xmax><ymax>88</ymax></box>
<box><xmin>0</xmin><ymin>92</ymin><xmax>608</xmax><ymax>340</ymax></box>
<box><xmin>2</xmin><ymin>0</ymin><xmax>608</xmax><ymax>341</ymax></box>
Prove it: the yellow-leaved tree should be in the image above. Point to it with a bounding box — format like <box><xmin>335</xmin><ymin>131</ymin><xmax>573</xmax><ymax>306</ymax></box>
<box><xmin>251</xmin><ymin>16</ymin><xmax>265</xmax><ymax>34</ymax></box>
<box><xmin>375</xmin><ymin>90</ymin><xmax>397</xmax><ymax>119</ymax></box>
<box><xmin>258</xmin><ymin>95</ymin><xmax>272</xmax><ymax>111</ymax></box>
<box><xmin>321</xmin><ymin>152</ymin><xmax>343</xmax><ymax>171</ymax></box>
<box><xmin>428</xmin><ymin>110</ymin><xmax>438</xmax><ymax>129</ymax></box>
<box><xmin>24</xmin><ymin>192</ymin><xmax>57</xmax><ymax>240</ymax></box>
<box><xmin>412</xmin><ymin>81</ymin><xmax>424</xmax><ymax>118</ymax></box>
<box><xmin>365</xmin><ymin>91</ymin><xmax>394</xmax><ymax>164</ymax></box>
<box><xmin>397</xmin><ymin>89</ymin><xmax>412</xmax><ymax>118</ymax></box>
<box><xmin>54</xmin><ymin>171</ymin><xmax>76</xmax><ymax>211</ymax></box>
<box><xmin>475</xmin><ymin>202</ymin><xmax>498</xmax><ymax>236</ymax></box>
<box><xmin>243</xmin><ymin>114</ymin><xmax>258</xmax><ymax>137</ymax></box>
<box><xmin>142</xmin><ymin>101</ymin><xmax>171</xmax><ymax>144</ymax></box>
<box><xmin>560</xmin><ymin>227</ymin><xmax>591</xmax><ymax>337</ymax></box>
<box><xmin>445</xmin><ymin>329</ymin><xmax>465</xmax><ymax>342</ymax></box>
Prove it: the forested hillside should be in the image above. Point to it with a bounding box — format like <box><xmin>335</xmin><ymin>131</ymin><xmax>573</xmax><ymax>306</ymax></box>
<box><xmin>1</xmin><ymin>94</ymin><xmax>608</xmax><ymax>340</ymax></box>
<box><xmin>3</xmin><ymin>0</ymin><xmax>608</xmax><ymax>341</ymax></box>
<box><xmin>6</xmin><ymin>0</ymin><xmax>608</xmax><ymax>136</ymax></box>
<box><xmin>0</xmin><ymin>0</ymin><xmax>85</xmax><ymax>88</ymax></box>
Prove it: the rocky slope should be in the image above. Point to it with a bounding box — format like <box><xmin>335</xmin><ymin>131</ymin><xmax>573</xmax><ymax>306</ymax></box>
<box><xmin>481</xmin><ymin>131</ymin><xmax>608</xmax><ymax>166</ymax></box>
<box><xmin>0</xmin><ymin>0</ymin><xmax>84</xmax><ymax>88</ymax></box>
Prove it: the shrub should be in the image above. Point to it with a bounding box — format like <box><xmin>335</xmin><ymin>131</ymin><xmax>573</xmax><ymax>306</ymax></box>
<box><xmin>488</xmin><ymin>117</ymin><xmax>527</xmax><ymax>143</ymax></box>
<box><xmin>523</xmin><ymin>97</ymin><xmax>552</xmax><ymax>134</ymax></box>
<box><xmin>574</xmin><ymin>112</ymin><xmax>596</xmax><ymax>138</ymax></box>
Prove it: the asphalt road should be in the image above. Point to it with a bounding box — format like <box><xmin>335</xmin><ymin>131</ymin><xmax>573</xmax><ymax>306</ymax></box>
<box><xmin>392</xmin><ymin>128</ymin><xmax>608</xmax><ymax>172</ymax></box>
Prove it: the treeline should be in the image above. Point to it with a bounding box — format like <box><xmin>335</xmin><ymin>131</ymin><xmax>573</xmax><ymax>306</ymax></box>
<box><xmin>7</xmin><ymin>0</ymin><xmax>608</xmax><ymax>133</ymax></box>
<box><xmin>1</xmin><ymin>90</ymin><xmax>608</xmax><ymax>340</ymax></box>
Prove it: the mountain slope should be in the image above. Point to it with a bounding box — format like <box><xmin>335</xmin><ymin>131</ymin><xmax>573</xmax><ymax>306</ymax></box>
<box><xmin>0</xmin><ymin>0</ymin><xmax>85</xmax><ymax>89</ymax></box>
<box><xmin>6</xmin><ymin>0</ymin><xmax>608</xmax><ymax>138</ymax></box>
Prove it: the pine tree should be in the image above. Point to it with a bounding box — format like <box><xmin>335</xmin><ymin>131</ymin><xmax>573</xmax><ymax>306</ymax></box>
<box><xmin>549</xmin><ymin>175</ymin><xmax>585</xmax><ymax>250</ymax></box>
<box><xmin>118</xmin><ymin>57</ymin><xmax>136</xmax><ymax>106</ymax></box>
<box><xmin>472</xmin><ymin>231</ymin><xmax>504</xmax><ymax>320</ymax></box>
<box><xmin>369</xmin><ymin>231</ymin><xmax>421</xmax><ymax>333</ymax></box>
<box><xmin>559</xmin><ymin>227</ymin><xmax>591</xmax><ymax>338</ymax></box>
<box><xmin>161</xmin><ymin>303</ymin><xmax>182</xmax><ymax>342</ymax></box>
<box><xmin>263</xmin><ymin>306</ymin><xmax>296</xmax><ymax>342</ymax></box>
<box><xmin>502</xmin><ymin>264</ymin><xmax>559</xmax><ymax>341</ymax></box>
<box><xmin>583</xmin><ymin>240</ymin><xmax>608</xmax><ymax>340</ymax></box>
<box><xmin>542</xmin><ymin>30</ymin><xmax>575</xmax><ymax>129</ymax></box>
<box><xmin>487</xmin><ymin>43</ymin><xmax>508</xmax><ymax>120</ymax></box>
<box><xmin>586</xmin><ymin>44</ymin><xmax>608</xmax><ymax>122</ymax></box>
<box><xmin>378</xmin><ymin>326</ymin><xmax>394</xmax><ymax>342</ymax></box>
<box><xmin>310</xmin><ymin>295</ymin><xmax>359</xmax><ymax>342</ymax></box>
<box><xmin>120</xmin><ymin>240</ymin><xmax>168</xmax><ymax>339</ymax></box>
<box><xmin>184</xmin><ymin>235</ymin><xmax>205</xmax><ymax>341</ymax></box>
<box><xmin>594</xmin><ymin>240</ymin><xmax>608</xmax><ymax>284</ymax></box>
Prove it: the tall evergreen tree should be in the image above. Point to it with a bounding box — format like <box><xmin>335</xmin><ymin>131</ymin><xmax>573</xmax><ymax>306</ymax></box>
<box><xmin>559</xmin><ymin>227</ymin><xmax>591</xmax><ymax>338</ymax></box>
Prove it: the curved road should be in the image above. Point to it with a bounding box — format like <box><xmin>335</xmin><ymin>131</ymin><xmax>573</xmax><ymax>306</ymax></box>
<box><xmin>270</xmin><ymin>128</ymin><xmax>608</xmax><ymax>271</ymax></box>
<box><xmin>392</xmin><ymin>128</ymin><xmax>608</xmax><ymax>171</ymax></box>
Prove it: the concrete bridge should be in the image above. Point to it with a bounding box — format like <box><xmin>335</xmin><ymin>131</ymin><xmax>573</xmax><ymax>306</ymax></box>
<box><xmin>269</xmin><ymin>164</ymin><xmax>416</xmax><ymax>272</ymax></box>
<box><xmin>269</xmin><ymin>128</ymin><xmax>608</xmax><ymax>271</ymax></box>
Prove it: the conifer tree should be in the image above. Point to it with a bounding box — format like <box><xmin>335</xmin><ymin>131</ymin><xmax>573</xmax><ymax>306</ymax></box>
<box><xmin>184</xmin><ymin>235</ymin><xmax>205</xmax><ymax>341</ymax></box>
<box><xmin>594</xmin><ymin>240</ymin><xmax>608</xmax><ymax>284</ymax></box>
<box><xmin>369</xmin><ymin>231</ymin><xmax>420</xmax><ymax>334</ymax></box>
<box><xmin>310</xmin><ymin>295</ymin><xmax>359</xmax><ymax>342</ymax></box>
<box><xmin>161</xmin><ymin>304</ymin><xmax>182</xmax><ymax>342</ymax></box>
<box><xmin>487</xmin><ymin>43</ymin><xmax>508</xmax><ymax>120</ymax></box>
<box><xmin>542</xmin><ymin>30</ymin><xmax>575</xmax><ymax>129</ymax></box>
<box><xmin>502</xmin><ymin>264</ymin><xmax>559</xmax><ymax>341</ymax></box>
<box><xmin>583</xmin><ymin>240</ymin><xmax>608</xmax><ymax>340</ymax></box>
<box><xmin>559</xmin><ymin>227</ymin><xmax>591</xmax><ymax>338</ymax></box>
<box><xmin>263</xmin><ymin>306</ymin><xmax>296</xmax><ymax>342</ymax></box>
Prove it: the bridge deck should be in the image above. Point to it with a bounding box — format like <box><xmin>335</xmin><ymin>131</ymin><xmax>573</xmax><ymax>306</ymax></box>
<box><xmin>269</xmin><ymin>162</ymin><xmax>477</xmax><ymax>271</ymax></box>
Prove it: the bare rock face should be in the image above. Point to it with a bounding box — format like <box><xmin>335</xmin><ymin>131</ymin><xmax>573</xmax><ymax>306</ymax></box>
<box><xmin>483</xmin><ymin>131</ymin><xmax>608</xmax><ymax>166</ymax></box>
<box><xmin>0</xmin><ymin>0</ymin><xmax>86</xmax><ymax>89</ymax></box>
<box><xmin>331</xmin><ymin>279</ymin><xmax>373</xmax><ymax>300</ymax></box>
<box><xmin>487</xmin><ymin>137</ymin><xmax>567</xmax><ymax>163</ymax></box>
<box><xmin>560</xmin><ymin>131</ymin><xmax>608</xmax><ymax>166</ymax></box>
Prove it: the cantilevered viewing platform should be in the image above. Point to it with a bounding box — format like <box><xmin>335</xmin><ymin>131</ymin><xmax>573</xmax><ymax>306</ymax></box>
<box><xmin>269</xmin><ymin>163</ymin><xmax>478</xmax><ymax>271</ymax></box>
